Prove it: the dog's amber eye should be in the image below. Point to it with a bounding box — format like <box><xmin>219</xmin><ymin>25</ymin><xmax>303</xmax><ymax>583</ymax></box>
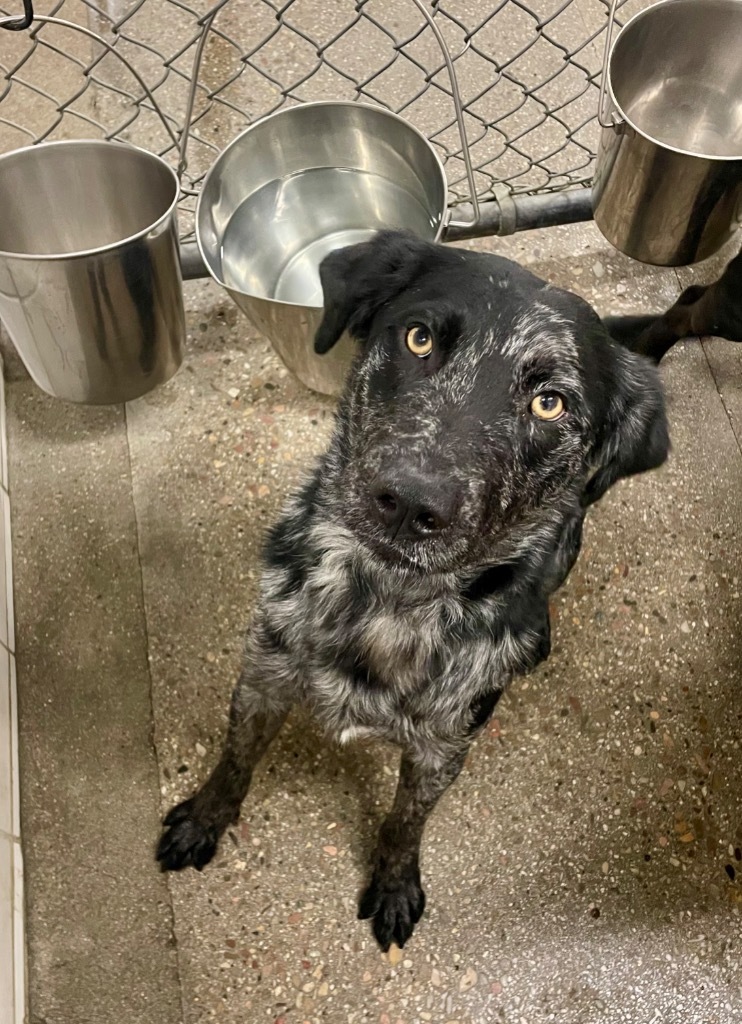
<box><xmin>530</xmin><ymin>393</ymin><xmax>565</xmax><ymax>421</ymax></box>
<box><xmin>405</xmin><ymin>324</ymin><xmax>433</xmax><ymax>358</ymax></box>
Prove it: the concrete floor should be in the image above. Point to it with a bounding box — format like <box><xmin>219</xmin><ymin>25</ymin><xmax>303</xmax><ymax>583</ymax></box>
<box><xmin>6</xmin><ymin>222</ymin><xmax>742</xmax><ymax>1024</ymax></box>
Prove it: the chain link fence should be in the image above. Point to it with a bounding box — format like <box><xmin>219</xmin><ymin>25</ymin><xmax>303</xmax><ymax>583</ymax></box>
<box><xmin>0</xmin><ymin>0</ymin><xmax>641</xmax><ymax>240</ymax></box>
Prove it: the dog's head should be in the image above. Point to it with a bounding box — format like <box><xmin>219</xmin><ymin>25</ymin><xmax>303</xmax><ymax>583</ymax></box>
<box><xmin>315</xmin><ymin>230</ymin><xmax>669</xmax><ymax>574</ymax></box>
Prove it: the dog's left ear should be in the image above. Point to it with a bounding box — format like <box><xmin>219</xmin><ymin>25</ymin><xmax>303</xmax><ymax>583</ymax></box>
<box><xmin>314</xmin><ymin>230</ymin><xmax>430</xmax><ymax>354</ymax></box>
<box><xmin>583</xmin><ymin>341</ymin><xmax>670</xmax><ymax>507</ymax></box>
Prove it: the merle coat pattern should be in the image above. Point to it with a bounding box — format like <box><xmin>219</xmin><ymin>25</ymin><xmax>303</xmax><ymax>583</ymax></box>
<box><xmin>157</xmin><ymin>231</ymin><xmax>669</xmax><ymax>950</ymax></box>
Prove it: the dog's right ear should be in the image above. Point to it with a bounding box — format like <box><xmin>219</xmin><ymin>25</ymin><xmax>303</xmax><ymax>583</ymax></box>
<box><xmin>583</xmin><ymin>342</ymin><xmax>670</xmax><ymax>507</ymax></box>
<box><xmin>314</xmin><ymin>230</ymin><xmax>431</xmax><ymax>354</ymax></box>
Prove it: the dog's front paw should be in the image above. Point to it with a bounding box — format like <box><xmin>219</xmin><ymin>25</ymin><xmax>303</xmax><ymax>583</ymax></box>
<box><xmin>156</xmin><ymin>798</ymin><xmax>221</xmax><ymax>872</ymax></box>
<box><xmin>358</xmin><ymin>866</ymin><xmax>426</xmax><ymax>950</ymax></box>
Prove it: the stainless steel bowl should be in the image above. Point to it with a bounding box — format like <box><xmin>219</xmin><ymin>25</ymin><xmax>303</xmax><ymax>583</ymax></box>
<box><xmin>593</xmin><ymin>0</ymin><xmax>742</xmax><ymax>266</ymax></box>
<box><xmin>196</xmin><ymin>101</ymin><xmax>448</xmax><ymax>395</ymax></box>
<box><xmin>0</xmin><ymin>140</ymin><xmax>184</xmax><ymax>403</ymax></box>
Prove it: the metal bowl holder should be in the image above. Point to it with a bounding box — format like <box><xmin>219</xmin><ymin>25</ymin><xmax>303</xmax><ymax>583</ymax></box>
<box><xmin>0</xmin><ymin>0</ymin><xmax>484</xmax><ymax>251</ymax></box>
<box><xmin>596</xmin><ymin>0</ymin><xmax>626</xmax><ymax>132</ymax></box>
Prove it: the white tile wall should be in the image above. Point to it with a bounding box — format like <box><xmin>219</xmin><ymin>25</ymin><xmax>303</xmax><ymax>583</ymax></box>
<box><xmin>0</xmin><ymin>357</ymin><xmax>7</xmax><ymax>490</ymax></box>
<box><xmin>9</xmin><ymin>657</ymin><xmax>19</xmax><ymax>840</ymax></box>
<box><xmin>0</xmin><ymin>649</ymin><xmax>11</xmax><ymax>837</ymax></box>
<box><xmin>0</xmin><ymin>836</ymin><xmax>14</xmax><ymax>1024</ymax></box>
<box><xmin>12</xmin><ymin>841</ymin><xmax>25</xmax><ymax>1024</ymax></box>
<box><xmin>3</xmin><ymin>492</ymin><xmax>13</xmax><ymax>654</ymax></box>
<box><xmin>0</xmin><ymin>360</ymin><xmax>23</xmax><ymax>1024</ymax></box>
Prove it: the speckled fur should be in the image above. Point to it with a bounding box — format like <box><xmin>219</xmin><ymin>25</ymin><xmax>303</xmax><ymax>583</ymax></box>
<box><xmin>157</xmin><ymin>231</ymin><xmax>669</xmax><ymax>950</ymax></box>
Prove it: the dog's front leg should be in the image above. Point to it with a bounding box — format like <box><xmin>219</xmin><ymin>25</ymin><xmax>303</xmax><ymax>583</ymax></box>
<box><xmin>359</xmin><ymin>740</ymin><xmax>469</xmax><ymax>950</ymax></box>
<box><xmin>156</xmin><ymin>622</ymin><xmax>295</xmax><ymax>872</ymax></box>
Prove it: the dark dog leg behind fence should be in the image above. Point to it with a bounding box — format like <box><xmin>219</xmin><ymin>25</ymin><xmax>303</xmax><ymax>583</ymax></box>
<box><xmin>604</xmin><ymin>246</ymin><xmax>742</xmax><ymax>363</ymax></box>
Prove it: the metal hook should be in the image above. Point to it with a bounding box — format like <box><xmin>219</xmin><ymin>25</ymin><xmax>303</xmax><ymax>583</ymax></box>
<box><xmin>0</xmin><ymin>0</ymin><xmax>33</xmax><ymax>32</ymax></box>
<box><xmin>177</xmin><ymin>4</ymin><xmax>225</xmax><ymax>179</ymax></box>
<box><xmin>597</xmin><ymin>0</ymin><xmax>621</xmax><ymax>128</ymax></box>
<box><xmin>405</xmin><ymin>0</ymin><xmax>480</xmax><ymax>222</ymax></box>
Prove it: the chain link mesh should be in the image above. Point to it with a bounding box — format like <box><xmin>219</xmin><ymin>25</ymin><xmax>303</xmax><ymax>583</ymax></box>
<box><xmin>0</xmin><ymin>0</ymin><xmax>641</xmax><ymax>236</ymax></box>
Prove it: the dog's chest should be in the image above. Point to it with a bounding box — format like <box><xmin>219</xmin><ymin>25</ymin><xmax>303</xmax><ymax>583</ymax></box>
<box><xmin>355</xmin><ymin>605</ymin><xmax>441</xmax><ymax>689</ymax></box>
<box><xmin>293</xmin><ymin>560</ymin><xmax>506</xmax><ymax>742</ymax></box>
<box><xmin>303</xmin><ymin>556</ymin><xmax>449</xmax><ymax>683</ymax></box>
<box><xmin>261</xmin><ymin>524</ymin><xmax>532</xmax><ymax>742</ymax></box>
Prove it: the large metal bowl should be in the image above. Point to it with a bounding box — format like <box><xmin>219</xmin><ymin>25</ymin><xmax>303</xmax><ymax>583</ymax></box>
<box><xmin>196</xmin><ymin>101</ymin><xmax>447</xmax><ymax>395</ymax></box>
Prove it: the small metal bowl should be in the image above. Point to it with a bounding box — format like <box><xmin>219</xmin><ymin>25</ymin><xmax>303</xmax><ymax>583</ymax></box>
<box><xmin>196</xmin><ymin>101</ymin><xmax>447</xmax><ymax>395</ymax></box>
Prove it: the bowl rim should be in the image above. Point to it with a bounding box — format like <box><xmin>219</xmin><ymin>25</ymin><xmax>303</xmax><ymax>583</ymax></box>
<box><xmin>0</xmin><ymin>139</ymin><xmax>180</xmax><ymax>261</ymax></box>
<box><xmin>607</xmin><ymin>0</ymin><xmax>742</xmax><ymax>162</ymax></box>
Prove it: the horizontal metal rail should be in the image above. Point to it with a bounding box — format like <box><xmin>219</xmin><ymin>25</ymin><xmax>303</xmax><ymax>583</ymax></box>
<box><xmin>179</xmin><ymin>187</ymin><xmax>594</xmax><ymax>280</ymax></box>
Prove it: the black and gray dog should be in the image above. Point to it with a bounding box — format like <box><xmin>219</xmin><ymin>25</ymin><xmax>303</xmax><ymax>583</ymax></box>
<box><xmin>157</xmin><ymin>231</ymin><xmax>669</xmax><ymax>950</ymax></box>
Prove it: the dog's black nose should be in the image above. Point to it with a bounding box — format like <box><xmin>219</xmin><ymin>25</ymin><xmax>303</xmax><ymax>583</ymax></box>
<box><xmin>370</xmin><ymin>471</ymin><xmax>459</xmax><ymax>540</ymax></box>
